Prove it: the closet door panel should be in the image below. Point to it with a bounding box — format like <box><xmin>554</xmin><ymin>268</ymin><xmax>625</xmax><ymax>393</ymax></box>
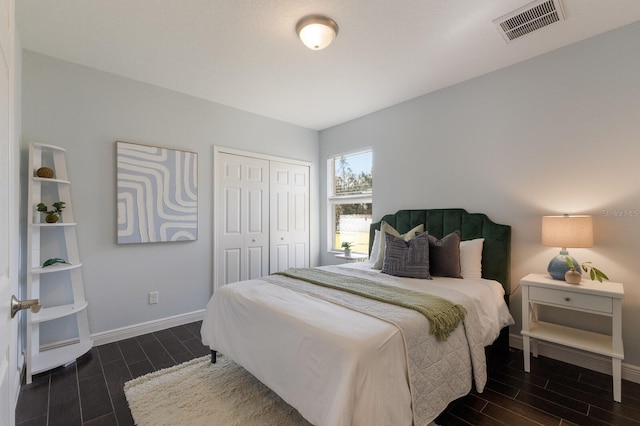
<box><xmin>247</xmin><ymin>246</ymin><xmax>264</xmax><ymax>280</ymax></box>
<box><xmin>224</xmin><ymin>187</ymin><xmax>241</xmax><ymax>234</ymax></box>
<box><xmin>293</xmin><ymin>192</ymin><xmax>306</xmax><ymax>231</ymax></box>
<box><xmin>270</xmin><ymin>162</ymin><xmax>309</xmax><ymax>273</ymax></box>
<box><xmin>275</xmin><ymin>192</ymin><xmax>289</xmax><ymax>232</ymax></box>
<box><xmin>215</xmin><ymin>153</ymin><xmax>269</xmax><ymax>290</ymax></box>
<box><xmin>275</xmin><ymin>244</ymin><xmax>289</xmax><ymax>272</ymax></box>
<box><xmin>247</xmin><ymin>189</ymin><xmax>264</xmax><ymax>233</ymax></box>
<box><xmin>293</xmin><ymin>243</ymin><xmax>307</xmax><ymax>268</ymax></box>
<box><xmin>224</xmin><ymin>249</ymin><xmax>241</xmax><ymax>285</ymax></box>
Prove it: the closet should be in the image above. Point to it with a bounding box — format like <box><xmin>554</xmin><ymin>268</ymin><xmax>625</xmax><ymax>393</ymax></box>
<box><xmin>214</xmin><ymin>148</ymin><xmax>310</xmax><ymax>290</ymax></box>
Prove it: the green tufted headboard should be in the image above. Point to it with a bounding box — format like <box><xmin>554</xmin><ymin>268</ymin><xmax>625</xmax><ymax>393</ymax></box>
<box><xmin>370</xmin><ymin>209</ymin><xmax>511</xmax><ymax>295</ymax></box>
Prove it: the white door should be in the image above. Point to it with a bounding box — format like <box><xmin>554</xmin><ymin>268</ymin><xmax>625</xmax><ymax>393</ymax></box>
<box><xmin>215</xmin><ymin>153</ymin><xmax>269</xmax><ymax>290</ymax></box>
<box><xmin>270</xmin><ymin>162</ymin><xmax>310</xmax><ymax>273</ymax></box>
<box><xmin>0</xmin><ymin>0</ymin><xmax>18</xmax><ymax>424</ymax></box>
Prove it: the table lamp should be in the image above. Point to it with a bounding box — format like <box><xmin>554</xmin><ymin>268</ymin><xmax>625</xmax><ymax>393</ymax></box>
<box><xmin>542</xmin><ymin>214</ymin><xmax>593</xmax><ymax>280</ymax></box>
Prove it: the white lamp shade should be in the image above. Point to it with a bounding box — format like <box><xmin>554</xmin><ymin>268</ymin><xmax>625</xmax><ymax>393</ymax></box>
<box><xmin>542</xmin><ymin>215</ymin><xmax>593</xmax><ymax>249</ymax></box>
<box><xmin>296</xmin><ymin>16</ymin><xmax>339</xmax><ymax>50</ymax></box>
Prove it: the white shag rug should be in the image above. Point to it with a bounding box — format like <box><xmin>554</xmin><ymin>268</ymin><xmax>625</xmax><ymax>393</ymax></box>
<box><xmin>125</xmin><ymin>354</ymin><xmax>441</xmax><ymax>426</ymax></box>
<box><xmin>124</xmin><ymin>355</ymin><xmax>312</xmax><ymax>426</ymax></box>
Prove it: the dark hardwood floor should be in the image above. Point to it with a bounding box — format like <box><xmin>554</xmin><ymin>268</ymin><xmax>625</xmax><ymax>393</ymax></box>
<box><xmin>437</xmin><ymin>349</ymin><xmax>640</xmax><ymax>426</ymax></box>
<box><xmin>15</xmin><ymin>323</ymin><xmax>640</xmax><ymax>425</ymax></box>
<box><xmin>15</xmin><ymin>321</ymin><xmax>210</xmax><ymax>426</ymax></box>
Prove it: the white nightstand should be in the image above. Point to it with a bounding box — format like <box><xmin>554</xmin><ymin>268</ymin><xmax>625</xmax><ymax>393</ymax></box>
<box><xmin>520</xmin><ymin>273</ymin><xmax>624</xmax><ymax>402</ymax></box>
<box><xmin>334</xmin><ymin>253</ymin><xmax>368</xmax><ymax>263</ymax></box>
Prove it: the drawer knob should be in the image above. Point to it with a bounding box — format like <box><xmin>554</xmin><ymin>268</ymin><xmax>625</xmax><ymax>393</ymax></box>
<box><xmin>564</xmin><ymin>297</ymin><xmax>571</xmax><ymax>302</ymax></box>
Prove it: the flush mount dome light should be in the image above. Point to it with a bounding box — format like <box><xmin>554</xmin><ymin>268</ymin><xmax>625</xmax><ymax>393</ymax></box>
<box><xmin>296</xmin><ymin>15</ymin><xmax>339</xmax><ymax>50</ymax></box>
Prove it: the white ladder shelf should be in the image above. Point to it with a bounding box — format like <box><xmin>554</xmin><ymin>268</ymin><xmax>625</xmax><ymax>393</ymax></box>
<box><xmin>26</xmin><ymin>142</ymin><xmax>92</xmax><ymax>383</ymax></box>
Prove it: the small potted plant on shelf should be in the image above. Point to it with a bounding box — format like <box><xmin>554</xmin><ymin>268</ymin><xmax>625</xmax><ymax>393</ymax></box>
<box><xmin>341</xmin><ymin>241</ymin><xmax>354</xmax><ymax>257</ymax></box>
<box><xmin>565</xmin><ymin>257</ymin><xmax>609</xmax><ymax>284</ymax></box>
<box><xmin>37</xmin><ymin>201</ymin><xmax>66</xmax><ymax>223</ymax></box>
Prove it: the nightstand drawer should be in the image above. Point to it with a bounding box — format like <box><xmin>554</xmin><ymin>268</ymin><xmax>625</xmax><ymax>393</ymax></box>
<box><xmin>529</xmin><ymin>286</ymin><xmax>612</xmax><ymax>314</ymax></box>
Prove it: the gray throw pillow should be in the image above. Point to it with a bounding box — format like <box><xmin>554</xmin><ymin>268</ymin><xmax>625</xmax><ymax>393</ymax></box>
<box><xmin>428</xmin><ymin>230</ymin><xmax>462</xmax><ymax>278</ymax></box>
<box><xmin>382</xmin><ymin>232</ymin><xmax>431</xmax><ymax>279</ymax></box>
<box><xmin>373</xmin><ymin>221</ymin><xmax>425</xmax><ymax>270</ymax></box>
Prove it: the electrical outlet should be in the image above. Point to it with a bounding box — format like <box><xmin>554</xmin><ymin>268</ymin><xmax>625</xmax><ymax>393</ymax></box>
<box><xmin>149</xmin><ymin>291</ymin><xmax>158</xmax><ymax>304</ymax></box>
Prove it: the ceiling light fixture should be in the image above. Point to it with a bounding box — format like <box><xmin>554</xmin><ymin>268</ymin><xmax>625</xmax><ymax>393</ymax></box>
<box><xmin>296</xmin><ymin>15</ymin><xmax>339</xmax><ymax>50</ymax></box>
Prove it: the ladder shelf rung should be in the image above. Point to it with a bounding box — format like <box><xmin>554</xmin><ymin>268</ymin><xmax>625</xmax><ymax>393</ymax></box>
<box><xmin>31</xmin><ymin>301</ymin><xmax>89</xmax><ymax>323</ymax></box>
<box><xmin>32</xmin><ymin>177</ymin><xmax>71</xmax><ymax>185</ymax></box>
<box><xmin>31</xmin><ymin>142</ymin><xmax>66</xmax><ymax>152</ymax></box>
<box><xmin>31</xmin><ymin>262</ymin><xmax>82</xmax><ymax>274</ymax></box>
<box><xmin>31</xmin><ymin>340</ymin><xmax>93</xmax><ymax>374</ymax></box>
<box><xmin>32</xmin><ymin>222</ymin><xmax>77</xmax><ymax>227</ymax></box>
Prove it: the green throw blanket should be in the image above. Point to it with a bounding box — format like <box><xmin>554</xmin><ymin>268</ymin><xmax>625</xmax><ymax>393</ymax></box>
<box><xmin>275</xmin><ymin>268</ymin><xmax>466</xmax><ymax>341</ymax></box>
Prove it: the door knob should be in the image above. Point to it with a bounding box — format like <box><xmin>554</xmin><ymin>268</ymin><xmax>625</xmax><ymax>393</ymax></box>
<box><xmin>10</xmin><ymin>295</ymin><xmax>42</xmax><ymax>319</ymax></box>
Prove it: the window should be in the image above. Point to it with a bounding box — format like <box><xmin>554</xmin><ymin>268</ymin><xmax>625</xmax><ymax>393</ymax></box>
<box><xmin>327</xmin><ymin>149</ymin><xmax>373</xmax><ymax>254</ymax></box>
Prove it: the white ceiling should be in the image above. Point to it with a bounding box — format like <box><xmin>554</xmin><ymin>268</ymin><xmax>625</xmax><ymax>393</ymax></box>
<box><xmin>16</xmin><ymin>0</ymin><xmax>640</xmax><ymax>130</ymax></box>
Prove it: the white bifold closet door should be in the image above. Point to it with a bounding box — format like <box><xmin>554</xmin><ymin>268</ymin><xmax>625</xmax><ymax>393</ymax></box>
<box><xmin>215</xmin><ymin>153</ymin><xmax>270</xmax><ymax>288</ymax></box>
<box><xmin>215</xmin><ymin>151</ymin><xmax>309</xmax><ymax>290</ymax></box>
<box><xmin>269</xmin><ymin>161</ymin><xmax>310</xmax><ymax>273</ymax></box>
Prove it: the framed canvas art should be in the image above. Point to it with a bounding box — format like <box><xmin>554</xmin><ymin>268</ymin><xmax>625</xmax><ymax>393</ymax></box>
<box><xmin>116</xmin><ymin>141</ymin><xmax>198</xmax><ymax>244</ymax></box>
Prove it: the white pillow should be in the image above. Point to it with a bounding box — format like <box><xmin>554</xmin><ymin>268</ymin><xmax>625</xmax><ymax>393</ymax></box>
<box><xmin>459</xmin><ymin>238</ymin><xmax>484</xmax><ymax>278</ymax></box>
<box><xmin>373</xmin><ymin>221</ymin><xmax>425</xmax><ymax>270</ymax></box>
<box><xmin>369</xmin><ymin>230</ymin><xmax>381</xmax><ymax>262</ymax></box>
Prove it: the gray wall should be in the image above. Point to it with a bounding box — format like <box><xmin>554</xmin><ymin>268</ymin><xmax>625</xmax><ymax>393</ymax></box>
<box><xmin>21</xmin><ymin>51</ymin><xmax>319</xmax><ymax>339</ymax></box>
<box><xmin>320</xmin><ymin>23</ymin><xmax>640</xmax><ymax>368</ymax></box>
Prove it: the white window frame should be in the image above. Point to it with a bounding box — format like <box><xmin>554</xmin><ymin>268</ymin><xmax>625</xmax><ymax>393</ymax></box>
<box><xmin>327</xmin><ymin>149</ymin><xmax>373</xmax><ymax>254</ymax></box>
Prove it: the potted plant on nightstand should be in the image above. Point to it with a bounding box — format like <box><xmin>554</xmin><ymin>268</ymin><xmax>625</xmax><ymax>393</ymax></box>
<box><xmin>341</xmin><ymin>241</ymin><xmax>354</xmax><ymax>257</ymax></box>
<box><xmin>565</xmin><ymin>257</ymin><xmax>609</xmax><ymax>284</ymax></box>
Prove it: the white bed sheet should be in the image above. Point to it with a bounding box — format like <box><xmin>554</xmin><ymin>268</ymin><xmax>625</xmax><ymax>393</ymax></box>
<box><xmin>201</xmin><ymin>263</ymin><xmax>513</xmax><ymax>426</ymax></box>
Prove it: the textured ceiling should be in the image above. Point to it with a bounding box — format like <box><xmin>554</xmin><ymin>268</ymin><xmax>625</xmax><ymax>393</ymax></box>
<box><xmin>16</xmin><ymin>0</ymin><xmax>640</xmax><ymax>130</ymax></box>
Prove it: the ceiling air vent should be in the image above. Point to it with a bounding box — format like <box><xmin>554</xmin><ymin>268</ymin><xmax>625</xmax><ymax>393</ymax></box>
<box><xmin>493</xmin><ymin>0</ymin><xmax>565</xmax><ymax>43</ymax></box>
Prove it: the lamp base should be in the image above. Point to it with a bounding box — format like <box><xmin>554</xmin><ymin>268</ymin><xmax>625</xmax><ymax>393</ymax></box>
<box><xmin>547</xmin><ymin>251</ymin><xmax>581</xmax><ymax>280</ymax></box>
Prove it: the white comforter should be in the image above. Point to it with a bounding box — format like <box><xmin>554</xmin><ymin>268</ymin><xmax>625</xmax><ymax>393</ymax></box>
<box><xmin>201</xmin><ymin>263</ymin><xmax>513</xmax><ymax>426</ymax></box>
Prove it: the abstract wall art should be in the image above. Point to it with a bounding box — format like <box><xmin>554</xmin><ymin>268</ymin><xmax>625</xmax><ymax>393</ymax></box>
<box><xmin>116</xmin><ymin>141</ymin><xmax>198</xmax><ymax>244</ymax></box>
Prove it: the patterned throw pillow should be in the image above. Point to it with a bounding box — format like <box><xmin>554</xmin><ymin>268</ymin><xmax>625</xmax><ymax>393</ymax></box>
<box><xmin>373</xmin><ymin>221</ymin><xmax>425</xmax><ymax>269</ymax></box>
<box><xmin>428</xmin><ymin>230</ymin><xmax>462</xmax><ymax>278</ymax></box>
<box><xmin>382</xmin><ymin>232</ymin><xmax>431</xmax><ymax>279</ymax></box>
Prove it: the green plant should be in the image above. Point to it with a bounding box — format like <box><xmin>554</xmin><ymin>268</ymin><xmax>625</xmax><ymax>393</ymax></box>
<box><xmin>42</xmin><ymin>257</ymin><xmax>70</xmax><ymax>268</ymax></box>
<box><xmin>341</xmin><ymin>241</ymin><xmax>354</xmax><ymax>250</ymax></box>
<box><xmin>566</xmin><ymin>257</ymin><xmax>609</xmax><ymax>283</ymax></box>
<box><xmin>37</xmin><ymin>201</ymin><xmax>66</xmax><ymax>223</ymax></box>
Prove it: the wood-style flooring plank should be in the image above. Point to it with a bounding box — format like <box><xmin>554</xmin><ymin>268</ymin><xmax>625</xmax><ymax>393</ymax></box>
<box><xmin>16</xmin><ymin>327</ymin><xmax>640</xmax><ymax>426</ymax></box>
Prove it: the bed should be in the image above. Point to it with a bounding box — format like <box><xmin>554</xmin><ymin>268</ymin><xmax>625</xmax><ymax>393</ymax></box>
<box><xmin>201</xmin><ymin>208</ymin><xmax>514</xmax><ymax>425</ymax></box>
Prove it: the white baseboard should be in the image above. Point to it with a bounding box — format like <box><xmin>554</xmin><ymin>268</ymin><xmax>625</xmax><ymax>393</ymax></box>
<box><xmin>91</xmin><ymin>310</ymin><xmax>206</xmax><ymax>347</ymax></box>
<box><xmin>509</xmin><ymin>334</ymin><xmax>640</xmax><ymax>384</ymax></box>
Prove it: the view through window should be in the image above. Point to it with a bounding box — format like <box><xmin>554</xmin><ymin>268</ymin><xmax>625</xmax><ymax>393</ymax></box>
<box><xmin>328</xmin><ymin>149</ymin><xmax>372</xmax><ymax>254</ymax></box>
